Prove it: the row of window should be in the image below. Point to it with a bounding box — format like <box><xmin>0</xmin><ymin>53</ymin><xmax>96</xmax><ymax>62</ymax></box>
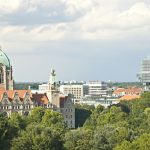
<box><xmin>66</xmin><ymin>115</ymin><xmax>73</xmax><ymax>118</ymax></box>
<box><xmin>65</xmin><ymin>120</ymin><xmax>74</xmax><ymax>128</ymax></box>
<box><xmin>66</xmin><ymin>120</ymin><xmax>73</xmax><ymax>124</ymax></box>
<box><xmin>0</xmin><ymin>105</ymin><xmax>31</xmax><ymax>110</ymax></box>
<box><xmin>65</xmin><ymin>108</ymin><xmax>73</xmax><ymax>112</ymax></box>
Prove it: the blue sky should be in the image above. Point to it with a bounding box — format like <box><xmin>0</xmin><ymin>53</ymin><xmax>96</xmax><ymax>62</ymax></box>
<box><xmin>0</xmin><ymin>0</ymin><xmax>150</xmax><ymax>82</ymax></box>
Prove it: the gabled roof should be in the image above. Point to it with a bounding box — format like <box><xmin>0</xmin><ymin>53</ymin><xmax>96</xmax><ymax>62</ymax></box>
<box><xmin>0</xmin><ymin>90</ymin><xmax>31</xmax><ymax>101</ymax></box>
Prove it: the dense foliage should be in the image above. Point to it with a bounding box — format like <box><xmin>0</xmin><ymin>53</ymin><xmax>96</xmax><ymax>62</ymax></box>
<box><xmin>1</xmin><ymin>92</ymin><xmax>150</xmax><ymax>149</ymax></box>
<box><xmin>0</xmin><ymin>108</ymin><xmax>66</xmax><ymax>150</ymax></box>
<box><xmin>66</xmin><ymin>92</ymin><xmax>150</xmax><ymax>150</ymax></box>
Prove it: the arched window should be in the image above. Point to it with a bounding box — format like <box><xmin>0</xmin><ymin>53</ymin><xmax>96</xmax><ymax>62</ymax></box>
<box><xmin>3</xmin><ymin>99</ymin><xmax>8</xmax><ymax>105</ymax></box>
<box><xmin>15</xmin><ymin>99</ymin><xmax>19</xmax><ymax>104</ymax></box>
<box><xmin>24</xmin><ymin>99</ymin><xmax>30</xmax><ymax>105</ymax></box>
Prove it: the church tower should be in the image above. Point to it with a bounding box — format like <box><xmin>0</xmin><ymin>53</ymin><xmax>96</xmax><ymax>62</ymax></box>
<box><xmin>47</xmin><ymin>69</ymin><xmax>60</xmax><ymax>108</ymax></box>
<box><xmin>0</xmin><ymin>48</ymin><xmax>14</xmax><ymax>90</ymax></box>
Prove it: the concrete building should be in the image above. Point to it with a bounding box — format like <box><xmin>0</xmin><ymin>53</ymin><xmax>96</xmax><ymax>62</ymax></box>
<box><xmin>138</xmin><ymin>57</ymin><xmax>150</xmax><ymax>91</ymax></box>
<box><xmin>81</xmin><ymin>95</ymin><xmax>118</xmax><ymax>108</ymax></box>
<box><xmin>60</xmin><ymin>84</ymin><xmax>88</xmax><ymax>103</ymax></box>
<box><xmin>86</xmin><ymin>81</ymin><xmax>108</xmax><ymax>97</ymax></box>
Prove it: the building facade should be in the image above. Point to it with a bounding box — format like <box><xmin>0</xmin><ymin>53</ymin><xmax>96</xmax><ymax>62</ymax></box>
<box><xmin>85</xmin><ymin>81</ymin><xmax>108</xmax><ymax>96</ymax></box>
<box><xmin>60</xmin><ymin>84</ymin><xmax>88</xmax><ymax>103</ymax></box>
<box><xmin>0</xmin><ymin>90</ymin><xmax>37</xmax><ymax>117</ymax></box>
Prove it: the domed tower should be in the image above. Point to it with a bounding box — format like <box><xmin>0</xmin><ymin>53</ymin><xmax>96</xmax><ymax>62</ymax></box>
<box><xmin>0</xmin><ymin>48</ymin><xmax>14</xmax><ymax>90</ymax></box>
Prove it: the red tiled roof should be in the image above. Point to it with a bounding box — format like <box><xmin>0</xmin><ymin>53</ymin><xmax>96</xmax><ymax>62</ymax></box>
<box><xmin>32</xmin><ymin>93</ymin><xmax>49</xmax><ymax>105</ymax></box>
<box><xmin>113</xmin><ymin>88</ymin><xmax>126</xmax><ymax>94</ymax></box>
<box><xmin>0</xmin><ymin>90</ymin><xmax>31</xmax><ymax>101</ymax></box>
<box><xmin>113</xmin><ymin>87</ymin><xmax>142</xmax><ymax>95</ymax></box>
<box><xmin>119</xmin><ymin>95</ymin><xmax>140</xmax><ymax>101</ymax></box>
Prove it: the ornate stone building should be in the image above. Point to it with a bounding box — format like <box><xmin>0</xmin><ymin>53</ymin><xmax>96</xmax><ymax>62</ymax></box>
<box><xmin>0</xmin><ymin>49</ymin><xmax>75</xmax><ymax>128</ymax></box>
<box><xmin>0</xmin><ymin>48</ymin><xmax>14</xmax><ymax>90</ymax></box>
<box><xmin>46</xmin><ymin>69</ymin><xmax>75</xmax><ymax>128</ymax></box>
<box><xmin>0</xmin><ymin>90</ymin><xmax>34</xmax><ymax>117</ymax></box>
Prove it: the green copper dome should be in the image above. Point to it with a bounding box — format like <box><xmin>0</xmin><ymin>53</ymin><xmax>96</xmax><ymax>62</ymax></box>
<box><xmin>0</xmin><ymin>49</ymin><xmax>11</xmax><ymax>69</ymax></box>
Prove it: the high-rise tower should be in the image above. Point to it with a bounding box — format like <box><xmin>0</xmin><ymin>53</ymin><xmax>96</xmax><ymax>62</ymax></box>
<box><xmin>138</xmin><ymin>57</ymin><xmax>150</xmax><ymax>91</ymax></box>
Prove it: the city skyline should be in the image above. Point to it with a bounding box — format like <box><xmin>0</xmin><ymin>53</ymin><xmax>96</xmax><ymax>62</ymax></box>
<box><xmin>0</xmin><ymin>0</ymin><xmax>150</xmax><ymax>82</ymax></box>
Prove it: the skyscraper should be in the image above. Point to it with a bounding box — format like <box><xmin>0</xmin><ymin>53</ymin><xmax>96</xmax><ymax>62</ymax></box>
<box><xmin>138</xmin><ymin>57</ymin><xmax>150</xmax><ymax>91</ymax></box>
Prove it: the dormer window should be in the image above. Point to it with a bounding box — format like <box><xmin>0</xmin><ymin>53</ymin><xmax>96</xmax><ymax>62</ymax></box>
<box><xmin>14</xmin><ymin>99</ymin><xmax>19</xmax><ymax>104</ymax></box>
<box><xmin>3</xmin><ymin>99</ymin><xmax>8</xmax><ymax>105</ymax></box>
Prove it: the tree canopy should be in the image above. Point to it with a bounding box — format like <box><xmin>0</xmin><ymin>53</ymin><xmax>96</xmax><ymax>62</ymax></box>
<box><xmin>1</xmin><ymin>92</ymin><xmax>150</xmax><ymax>149</ymax></box>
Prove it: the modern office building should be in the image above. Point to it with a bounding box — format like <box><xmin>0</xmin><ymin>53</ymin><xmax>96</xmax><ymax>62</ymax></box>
<box><xmin>85</xmin><ymin>81</ymin><xmax>108</xmax><ymax>96</ymax></box>
<box><xmin>138</xmin><ymin>57</ymin><xmax>150</xmax><ymax>91</ymax></box>
<box><xmin>60</xmin><ymin>83</ymin><xmax>88</xmax><ymax>103</ymax></box>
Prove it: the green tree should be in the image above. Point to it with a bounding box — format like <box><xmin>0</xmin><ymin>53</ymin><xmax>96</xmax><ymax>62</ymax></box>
<box><xmin>41</xmin><ymin>109</ymin><xmax>66</xmax><ymax>135</ymax></box>
<box><xmin>11</xmin><ymin>125</ymin><xmax>65</xmax><ymax>150</ymax></box>
<box><xmin>29</xmin><ymin>107</ymin><xmax>45</xmax><ymax>123</ymax></box>
<box><xmin>64</xmin><ymin>128</ymin><xmax>93</xmax><ymax>150</ymax></box>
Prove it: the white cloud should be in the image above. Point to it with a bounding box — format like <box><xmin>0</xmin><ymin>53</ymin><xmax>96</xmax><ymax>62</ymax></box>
<box><xmin>68</xmin><ymin>2</ymin><xmax>150</xmax><ymax>40</ymax></box>
<box><xmin>0</xmin><ymin>0</ymin><xmax>22</xmax><ymax>14</ymax></box>
<box><xmin>0</xmin><ymin>0</ymin><xmax>150</xmax><ymax>52</ymax></box>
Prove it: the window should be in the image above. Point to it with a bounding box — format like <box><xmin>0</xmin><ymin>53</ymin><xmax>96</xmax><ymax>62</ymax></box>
<box><xmin>66</xmin><ymin>115</ymin><xmax>68</xmax><ymax>118</ymax></box>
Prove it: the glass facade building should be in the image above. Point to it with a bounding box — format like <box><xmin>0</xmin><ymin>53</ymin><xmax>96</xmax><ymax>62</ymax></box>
<box><xmin>138</xmin><ymin>57</ymin><xmax>150</xmax><ymax>91</ymax></box>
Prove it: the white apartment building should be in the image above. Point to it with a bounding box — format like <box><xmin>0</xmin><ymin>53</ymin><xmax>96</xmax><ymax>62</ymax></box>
<box><xmin>85</xmin><ymin>81</ymin><xmax>108</xmax><ymax>96</ymax></box>
<box><xmin>60</xmin><ymin>84</ymin><xmax>88</xmax><ymax>102</ymax></box>
<box><xmin>39</xmin><ymin>84</ymin><xmax>49</xmax><ymax>92</ymax></box>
